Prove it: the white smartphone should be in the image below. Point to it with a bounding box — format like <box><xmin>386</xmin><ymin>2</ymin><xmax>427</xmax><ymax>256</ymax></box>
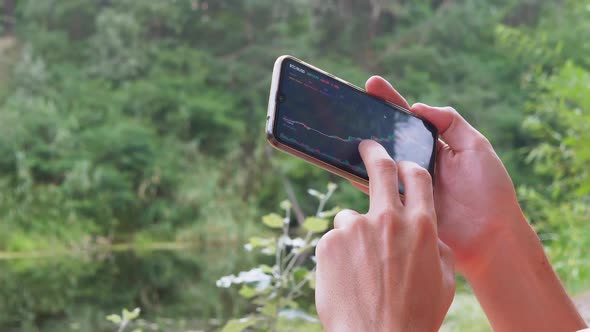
<box><xmin>265</xmin><ymin>55</ymin><xmax>437</xmax><ymax>187</ymax></box>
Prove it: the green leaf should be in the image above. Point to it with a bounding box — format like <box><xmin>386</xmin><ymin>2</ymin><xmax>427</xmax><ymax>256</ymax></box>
<box><xmin>122</xmin><ymin>307</ymin><xmax>141</xmax><ymax>321</ymax></box>
<box><xmin>293</xmin><ymin>268</ymin><xmax>308</xmax><ymax>283</ymax></box>
<box><xmin>281</xmin><ymin>297</ymin><xmax>299</xmax><ymax>309</ymax></box>
<box><xmin>308</xmin><ymin>273</ymin><xmax>316</xmax><ymax>289</ymax></box>
<box><xmin>259</xmin><ymin>300</ymin><xmax>278</xmax><ymax>317</ymax></box>
<box><xmin>252</xmin><ymin>297</ymin><xmax>267</xmax><ymax>306</ymax></box>
<box><xmin>248</xmin><ymin>237</ymin><xmax>272</xmax><ymax>249</ymax></box>
<box><xmin>259</xmin><ymin>264</ymin><xmax>274</xmax><ymax>274</ymax></box>
<box><xmin>239</xmin><ymin>285</ymin><xmax>258</xmax><ymax>299</ymax></box>
<box><xmin>319</xmin><ymin>206</ymin><xmax>341</xmax><ymax>218</ymax></box>
<box><xmin>220</xmin><ymin>318</ymin><xmax>256</xmax><ymax>332</ymax></box>
<box><xmin>262</xmin><ymin>213</ymin><xmax>284</xmax><ymax>228</ymax></box>
<box><xmin>303</xmin><ymin>217</ymin><xmax>329</xmax><ymax>233</ymax></box>
<box><xmin>106</xmin><ymin>314</ymin><xmax>122</xmax><ymax>324</ymax></box>
<box><xmin>280</xmin><ymin>200</ymin><xmax>292</xmax><ymax>210</ymax></box>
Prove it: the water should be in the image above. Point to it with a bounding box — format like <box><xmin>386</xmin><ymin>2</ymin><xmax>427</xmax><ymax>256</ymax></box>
<box><xmin>0</xmin><ymin>244</ymin><xmax>243</xmax><ymax>332</ymax></box>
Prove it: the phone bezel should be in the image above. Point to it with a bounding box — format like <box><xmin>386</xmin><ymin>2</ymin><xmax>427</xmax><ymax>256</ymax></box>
<box><xmin>265</xmin><ymin>55</ymin><xmax>437</xmax><ymax>188</ymax></box>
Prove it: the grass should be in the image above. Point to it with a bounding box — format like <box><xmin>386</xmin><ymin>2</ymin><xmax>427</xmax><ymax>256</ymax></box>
<box><xmin>440</xmin><ymin>292</ymin><xmax>491</xmax><ymax>332</ymax></box>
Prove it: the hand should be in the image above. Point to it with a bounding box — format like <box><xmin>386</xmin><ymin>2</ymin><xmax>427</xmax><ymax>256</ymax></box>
<box><xmin>315</xmin><ymin>140</ymin><xmax>455</xmax><ymax>332</ymax></box>
<box><xmin>360</xmin><ymin>76</ymin><xmax>586</xmax><ymax>331</ymax></box>
<box><xmin>359</xmin><ymin>76</ymin><xmax>523</xmax><ymax>275</ymax></box>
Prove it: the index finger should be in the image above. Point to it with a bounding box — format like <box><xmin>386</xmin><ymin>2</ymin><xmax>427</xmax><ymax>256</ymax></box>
<box><xmin>358</xmin><ymin>140</ymin><xmax>401</xmax><ymax>213</ymax></box>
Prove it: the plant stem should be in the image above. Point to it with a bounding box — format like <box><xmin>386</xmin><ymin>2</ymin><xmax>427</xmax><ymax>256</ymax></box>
<box><xmin>117</xmin><ymin>320</ymin><xmax>128</xmax><ymax>332</ymax></box>
<box><xmin>276</xmin><ymin>208</ymin><xmax>291</xmax><ymax>274</ymax></box>
<box><xmin>315</xmin><ymin>188</ymin><xmax>334</xmax><ymax>217</ymax></box>
<box><xmin>271</xmin><ymin>206</ymin><xmax>292</xmax><ymax>332</ymax></box>
<box><xmin>286</xmin><ymin>266</ymin><xmax>316</xmax><ymax>302</ymax></box>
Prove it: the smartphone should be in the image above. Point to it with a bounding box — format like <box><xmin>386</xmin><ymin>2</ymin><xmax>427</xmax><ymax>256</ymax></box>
<box><xmin>265</xmin><ymin>55</ymin><xmax>437</xmax><ymax>188</ymax></box>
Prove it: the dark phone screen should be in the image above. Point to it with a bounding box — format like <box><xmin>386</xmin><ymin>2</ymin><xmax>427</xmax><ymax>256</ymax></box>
<box><xmin>274</xmin><ymin>59</ymin><xmax>437</xmax><ymax>180</ymax></box>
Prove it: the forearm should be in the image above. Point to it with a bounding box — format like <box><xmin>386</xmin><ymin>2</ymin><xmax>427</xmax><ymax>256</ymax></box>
<box><xmin>464</xmin><ymin>215</ymin><xmax>586</xmax><ymax>332</ymax></box>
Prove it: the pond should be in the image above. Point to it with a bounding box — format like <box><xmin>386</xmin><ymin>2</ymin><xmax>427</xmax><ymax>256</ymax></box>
<box><xmin>0</xmin><ymin>243</ymin><xmax>245</xmax><ymax>332</ymax></box>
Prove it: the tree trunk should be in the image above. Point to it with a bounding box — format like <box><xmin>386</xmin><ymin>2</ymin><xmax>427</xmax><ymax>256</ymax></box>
<box><xmin>2</xmin><ymin>0</ymin><xmax>15</xmax><ymax>35</ymax></box>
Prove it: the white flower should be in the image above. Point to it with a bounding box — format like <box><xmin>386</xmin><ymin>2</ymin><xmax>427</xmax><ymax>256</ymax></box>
<box><xmin>307</xmin><ymin>189</ymin><xmax>321</xmax><ymax>197</ymax></box>
<box><xmin>291</xmin><ymin>237</ymin><xmax>306</xmax><ymax>248</ymax></box>
<box><xmin>216</xmin><ymin>275</ymin><xmax>235</xmax><ymax>288</ymax></box>
<box><xmin>279</xmin><ymin>308</ymin><xmax>319</xmax><ymax>322</ymax></box>
<box><xmin>235</xmin><ymin>268</ymin><xmax>271</xmax><ymax>284</ymax></box>
<box><xmin>215</xmin><ymin>268</ymin><xmax>272</xmax><ymax>289</ymax></box>
<box><xmin>283</xmin><ymin>237</ymin><xmax>306</xmax><ymax>248</ymax></box>
<box><xmin>261</xmin><ymin>247</ymin><xmax>274</xmax><ymax>255</ymax></box>
<box><xmin>327</xmin><ymin>182</ymin><xmax>337</xmax><ymax>192</ymax></box>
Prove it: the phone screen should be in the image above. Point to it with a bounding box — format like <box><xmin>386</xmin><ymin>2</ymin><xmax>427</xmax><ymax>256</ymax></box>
<box><xmin>273</xmin><ymin>59</ymin><xmax>437</xmax><ymax>180</ymax></box>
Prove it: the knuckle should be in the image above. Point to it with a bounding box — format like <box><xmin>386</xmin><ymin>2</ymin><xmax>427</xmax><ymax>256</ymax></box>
<box><xmin>372</xmin><ymin>208</ymin><xmax>405</xmax><ymax>231</ymax></box>
<box><xmin>400</xmin><ymin>161</ymin><xmax>431</xmax><ymax>183</ymax></box>
<box><xmin>315</xmin><ymin>230</ymin><xmax>338</xmax><ymax>257</ymax></box>
<box><xmin>354</xmin><ymin>214</ymin><xmax>369</xmax><ymax>225</ymax></box>
<box><xmin>342</xmin><ymin>216</ymin><xmax>366</xmax><ymax>236</ymax></box>
<box><xmin>441</xmin><ymin>106</ymin><xmax>493</xmax><ymax>151</ymax></box>
<box><xmin>411</xmin><ymin>209</ymin><xmax>437</xmax><ymax>239</ymax></box>
<box><xmin>333</xmin><ymin>209</ymin><xmax>363</xmax><ymax>229</ymax></box>
<box><xmin>472</xmin><ymin>135</ymin><xmax>492</xmax><ymax>150</ymax></box>
<box><xmin>412</xmin><ymin>209</ymin><xmax>433</xmax><ymax>225</ymax></box>
<box><xmin>374</xmin><ymin>208</ymin><xmax>397</xmax><ymax>223</ymax></box>
<box><xmin>442</xmin><ymin>106</ymin><xmax>459</xmax><ymax>116</ymax></box>
<box><xmin>334</xmin><ymin>209</ymin><xmax>357</xmax><ymax>221</ymax></box>
<box><xmin>442</xmin><ymin>106</ymin><xmax>464</xmax><ymax>126</ymax></box>
<box><xmin>373</xmin><ymin>157</ymin><xmax>397</xmax><ymax>174</ymax></box>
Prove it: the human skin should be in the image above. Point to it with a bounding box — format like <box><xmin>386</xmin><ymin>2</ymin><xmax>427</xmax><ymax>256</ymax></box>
<box><xmin>315</xmin><ymin>140</ymin><xmax>455</xmax><ymax>332</ymax></box>
<box><xmin>352</xmin><ymin>76</ymin><xmax>587</xmax><ymax>332</ymax></box>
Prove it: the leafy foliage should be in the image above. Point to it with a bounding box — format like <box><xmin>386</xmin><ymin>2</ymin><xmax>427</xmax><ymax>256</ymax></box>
<box><xmin>0</xmin><ymin>0</ymin><xmax>588</xmax><ymax>330</ymax></box>
<box><xmin>217</xmin><ymin>183</ymin><xmax>338</xmax><ymax>331</ymax></box>
<box><xmin>106</xmin><ymin>307</ymin><xmax>141</xmax><ymax>332</ymax></box>
<box><xmin>491</xmin><ymin>0</ymin><xmax>590</xmax><ymax>289</ymax></box>
<box><xmin>519</xmin><ymin>62</ymin><xmax>590</xmax><ymax>289</ymax></box>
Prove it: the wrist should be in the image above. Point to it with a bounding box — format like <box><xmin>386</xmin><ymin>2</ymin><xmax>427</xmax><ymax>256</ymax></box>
<box><xmin>461</xmin><ymin>211</ymin><xmax>540</xmax><ymax>281</ymax></box>
<box><xmin>321</xmin><ymin>311</ymin><xmax>417</xmax><ymax>332</ymax></box>
<box><xmin>463</xmin><ymin>213</ymin><xmax>586</xmax><ymax>331</ymax></box>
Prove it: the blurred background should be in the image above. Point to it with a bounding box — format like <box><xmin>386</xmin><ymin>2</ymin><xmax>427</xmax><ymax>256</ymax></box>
<box><xmin>0</xmin><ymin>0</ymin><xmax>589</xmax><ymax>331</ymax></box>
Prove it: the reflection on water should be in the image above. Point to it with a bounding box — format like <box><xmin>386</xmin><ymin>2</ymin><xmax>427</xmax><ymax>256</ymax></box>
<box><xmin>0</xmin><ymin>245</ymin><xmax>243</xmax><ymax>332</ymax></box>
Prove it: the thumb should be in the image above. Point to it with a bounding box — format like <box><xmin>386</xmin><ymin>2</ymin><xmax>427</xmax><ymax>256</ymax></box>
<box><xmin>365</xmin><ymin>76</ymin><xmax>411</xmax><ymax>110</ymax></box>
<box><xmin>411</xmin><ymin>103</ymin><xmax>489</xmax><ymax>151</ymax></box>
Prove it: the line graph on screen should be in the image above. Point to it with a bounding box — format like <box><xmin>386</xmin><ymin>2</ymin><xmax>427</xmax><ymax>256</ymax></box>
<box><xmin>278</xmin><ymin>133</ymin><xmax>367</xmax><ymax>174</ymax></box>
<box><xmin>282</xmin><ymin>116</ymin><xmax>399</xmax><ymax>144</ymax></box>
